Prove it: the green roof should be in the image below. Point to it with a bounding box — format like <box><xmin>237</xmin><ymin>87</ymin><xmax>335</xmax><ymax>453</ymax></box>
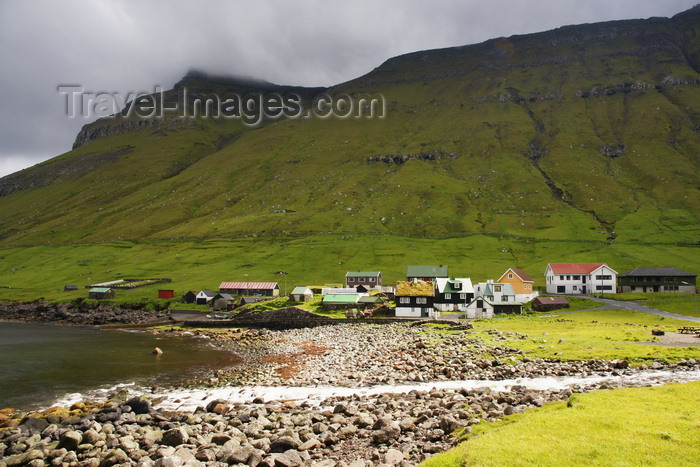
<box><xmin>406</xmin><ymin>265</ymin><xmax>449</xmax><ymax>278</ymax></box>
<box><xmin>291</xmin><ymin>286</ymin><xmax>312</xmax><ymax>294</ymax></box>
<box><xmin>89</xmin><ymin>287</ymin><xmax>112</xmax><ymax>293</ymax></box>
<box><xmin>345</xmin><ymin>271</ymin><xmax>381</xmax><ymax>277</ymax></box>
<box><xmin>322</xmin><ymin>293</ymin><xmax>360</xmax><ymax>303</ymax></box>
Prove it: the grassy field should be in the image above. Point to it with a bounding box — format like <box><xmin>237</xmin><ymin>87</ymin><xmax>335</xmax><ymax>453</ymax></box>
<box><xmin>1</xmin><ymin>235</ymin><xmax>698</xmax><ymax>303</ymax></box>
<box><xmin>470</xmin><ymin>308</ymin><xmax>700</xmax><ymax>363</ymax></box>
<box><xmin>643</xmin><ymin>298</ymin><xmax>700</xmax><ymax>318</ymax></box>
<box><xmin>421</xmin><ymin>381</ymin><xmax>700</xmax><ymax>467</ymax></box>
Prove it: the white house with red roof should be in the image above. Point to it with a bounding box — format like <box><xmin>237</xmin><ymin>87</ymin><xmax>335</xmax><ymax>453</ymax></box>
<box><xmin>545</xmin><ymin>263</ymin><xmax>618</xmax><ymax>295</ymax></box>
<box><xmin>219</xmin><ymin>281</ymin><xmax>280</xmax><ymax>297</ymax></box>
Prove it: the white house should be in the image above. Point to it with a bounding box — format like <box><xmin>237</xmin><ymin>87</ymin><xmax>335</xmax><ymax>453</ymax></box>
<box><xmin>464</xmin><ymin>296</ymin><xmax>494</xmax><ymax>319</ymax></box>
<box><xmin>545</xmin><ymin>263</ymin><xmax>618</xmax><ymax>294</ymax></box>
<box><xmin>474</xmin><ymin>280</ymin><xmax>516</xmax><ymax>302</ymax></box>
<box><xmin>196</xmin><ymin>289</ymin><xmax>215</xmax><ymax>305</ymax></box>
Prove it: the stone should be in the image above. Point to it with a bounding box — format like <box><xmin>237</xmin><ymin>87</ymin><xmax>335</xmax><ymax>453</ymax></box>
<box><xmin>270</xmin><ymin>436</ymin><xmax>300</xmax><ymax>453</ymax></box>
<box><xmin>126</xmin><ymin>396</ymin><xmax>152</xmax><ymax>414</ymax></box>
<box><xmin>162</xmin><ymin>427</ymin><xmax>189</xmax><ymax>446</ymax></box>
<box><xmin>98</xmin><ymin>448</ymin><xmax>130</xmax><ymax>467</ymax></box>
<box><xmin>57</xmin><ymin>430</ymin><xmax>82</xmax><ymax>451</ymax></box>
<box><xmin>273</xmin><ymin>449</ymin><xmax>304</xmax><ymax>467</ymax></box>
<box><xmin>384</xmin><ymin>448</ymin><xmax>405</xmax><ymax>465</ymax></box>
<box><xmin>20</xmin><ymin>417</ymin><xmax>49</xmax><ymax>434</ymax></box>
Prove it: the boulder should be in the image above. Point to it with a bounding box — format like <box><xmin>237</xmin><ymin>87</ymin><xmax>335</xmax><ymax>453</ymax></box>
<box><xmin>126</xmin><ymin>396</ymin><xmax>152</xmax><ymax>414</ymax></box>
<box><xmin>162</xmin><ymin>427</ymin><xmax>189</xmax><ymax>447</ymax></box>
<box><xmin>57</xmin><ymin>430</ymin><xmax>83</xmax><ymax>451</ymax></box>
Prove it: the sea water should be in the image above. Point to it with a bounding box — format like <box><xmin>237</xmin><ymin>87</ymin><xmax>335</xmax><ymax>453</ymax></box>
<box><xmin>0</xmin><ymin>321</ymin><xmax>241</xmax><ymax>410</ymax></box>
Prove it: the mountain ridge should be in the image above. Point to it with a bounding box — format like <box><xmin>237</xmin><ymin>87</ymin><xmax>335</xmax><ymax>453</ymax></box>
<box><xmin>0</xmin><ymin>6</ymin><xmax>697</xmax><ymax>259</ymax></box>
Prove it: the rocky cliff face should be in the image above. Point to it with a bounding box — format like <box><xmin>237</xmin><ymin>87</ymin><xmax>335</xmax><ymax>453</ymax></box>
<box><xmin>72</xmin><ymin>117</ymin><xmax>195</xmax><ymax>149</ymax></box>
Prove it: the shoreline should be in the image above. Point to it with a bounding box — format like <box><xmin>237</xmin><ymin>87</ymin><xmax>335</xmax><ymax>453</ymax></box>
<box><xmin>2</xmin><ymin>321</ymin><xmax>699</xmax><ymax>465</ymax></box>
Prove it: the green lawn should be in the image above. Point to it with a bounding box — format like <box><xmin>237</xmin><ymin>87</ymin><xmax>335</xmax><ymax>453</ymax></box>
<box><xmin>471</xmin><ymin>308</ymin><xmax>700</xmax><ymax>363</ymax></box>
<box><xmin>644</xmin><ymin>298</ymin><xmax>700</xmax><ymax>318</ymax></box>
<box><xmin>421</xmin><ymin>381</ymin><xmax>700</xmax><ymax>467</ymax></box>
<box><xmin>1</xmin><ymin>236</ymin><xmax>698</xmax><ymax>304</ymax></box>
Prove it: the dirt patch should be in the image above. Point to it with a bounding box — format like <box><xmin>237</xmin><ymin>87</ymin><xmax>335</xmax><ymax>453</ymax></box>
<box><xmin>260</xmin><ymin>341</ymin><xmax>330</xmax><ymax>380</ymax></box>
<box><xmin>639</xmin><ymin>332</ymin><xmax>700</xmax><ymax>347</ymax></box>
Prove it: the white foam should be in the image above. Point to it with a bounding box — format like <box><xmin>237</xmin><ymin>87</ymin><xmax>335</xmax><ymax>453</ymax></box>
<box><xmin>149</xmin><ymin>369</ymin><xmax>700</xmax><ymax>412</ymax></box>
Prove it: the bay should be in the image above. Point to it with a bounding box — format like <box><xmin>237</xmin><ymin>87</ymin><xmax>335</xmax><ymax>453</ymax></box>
<box><xmin>0</xmin><ymin>321</ymin><xmax>242</xmax><ymax>411</ymax></box>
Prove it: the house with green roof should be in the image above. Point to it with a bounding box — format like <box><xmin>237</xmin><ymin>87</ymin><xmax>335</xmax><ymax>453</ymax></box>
<box><xmin>434</xmin><ymin>277</ymin><xmax>474</xmax><ymax>312</ymax></box>
<box><xmin>88</xmin><ymin>287</ymin><xmax>115</xmax><ymax>300</ymax></box>
<box><xmin>290</xmin><ymin>286</ymin><xmax>313</xmax><ymax>302</ymax></box>
<box><xmin>406</xmin><ymin>265</ymin><xmax>449</xmax><ymax>282</ymax></box>
<box><xmin>321</xmin><ymin>293</ymin><xmax>360</xmax><ymax>310</ymax></box>
<box><xmin>345</xmin><ymin>271</ymin><xmax>382</xmax><ymax>288</ymax></box>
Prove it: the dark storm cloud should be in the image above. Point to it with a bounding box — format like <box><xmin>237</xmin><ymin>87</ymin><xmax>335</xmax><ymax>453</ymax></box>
<box><xmin>0</xmin><ymin>0</ymin><xmax>696</xmax><ymax>177</ymax></box>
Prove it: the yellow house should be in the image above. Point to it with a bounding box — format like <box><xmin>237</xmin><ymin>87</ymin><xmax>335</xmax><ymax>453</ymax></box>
<box><xmin>498</xmin><ymin>268</ymin><xmax>537</xmax><ymax>301</ymax></box>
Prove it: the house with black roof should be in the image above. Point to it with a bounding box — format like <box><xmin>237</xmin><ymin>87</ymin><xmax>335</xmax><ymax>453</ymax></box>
<box><xmin>618</xmin><ymin>267</ymin><xmax>696</xmax><ymax>293</ymax></box>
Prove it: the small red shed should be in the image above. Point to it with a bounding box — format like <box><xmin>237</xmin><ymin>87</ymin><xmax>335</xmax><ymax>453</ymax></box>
<box><xmin>158</xmin><ymin>289</ymin><xmax>175</xmax><ymax>299</ymax></box>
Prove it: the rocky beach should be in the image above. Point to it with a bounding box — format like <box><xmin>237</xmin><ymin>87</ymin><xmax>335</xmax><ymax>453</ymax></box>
<box><xmin>1</xmin><ymin>318</ymin><xmax>699</xmax><ymax>466</ymax></box>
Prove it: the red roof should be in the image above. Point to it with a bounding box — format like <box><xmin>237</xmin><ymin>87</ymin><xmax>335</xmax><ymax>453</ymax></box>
<box><xmin>219</xmin><ymin>281</ymin><xmax>278</xmax><ymax>290</ymax></box>
<box><xmin>548</xmin><ymin>263</ymin><xmax>606</xmax><ymax>274</ymax></box>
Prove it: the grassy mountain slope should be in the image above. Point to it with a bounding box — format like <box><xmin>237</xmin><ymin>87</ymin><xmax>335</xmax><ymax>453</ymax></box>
<box><xmin>0</xmin><ymin>8</ymin><xmax>698</xmax><ymax>298</ymax></box>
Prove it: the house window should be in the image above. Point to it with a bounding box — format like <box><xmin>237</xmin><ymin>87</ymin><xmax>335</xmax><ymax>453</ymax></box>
<box><xmin>417</xmin><ymin>297</ymin><xmax>427</xmax><ymax>304</ymax></box>
<box><xmin>508</xmin><ymin>273</ymin><xmax>513</xmax><ymax>279</ymax></box>
<box><xmin>445</xmin><ymin>293</ymin><xmax>451</xmax><ymax>300</ymax></box>
<box><xmin>560</xmin><ymin>275</ymin><xmax>564</xmax><ymax>280</ymax></box>
<box><xmin>494</xmin><ymin>286</ymin><xmax>502</xmax><ymax>292</ymax></box>
<box><xmin>566</xmin><ymin>275</ymin><xmax>571</xmax><ymax>280</ymax></box>
<box><xmin>573</xmin><ymin>275</ymin><xmax>580</xmax><ymax>280</ymax></box>
<box><xmin>595</xmin><ymin>285</ymin><xmax>613</xmax><ymax>291</ymax></box>
<box><xmin>399</xmin><ymin>297</ymin><xmax>410</xmax><ymax>304</ymax></box>
<box><xmin>369</xmin><ymin>277</ymin><xmax>375</xmax><ymax>282</ymax></box>
<box><xmin>348</xmin><ymin>277</ymin><xmax>354</xmax><ymax>283</ymax></box>
<box><xmin>503</xmin><ymin>296</ymin><xmax>508</xmax><ymax>302</ymax></box>
<box><xmin>460</xmin><ymin>293</ymin><xmax>466</xmax><ymax>300</ymax></box>
<box><xmin>595</xmin><ymin>275</ymin><xmax>612</xmax><ymax>281</ymax></box>
<box><xmin>573</xmin><ymin>286</ymin><xmax>577</xmax><ymax>291</ymax></box>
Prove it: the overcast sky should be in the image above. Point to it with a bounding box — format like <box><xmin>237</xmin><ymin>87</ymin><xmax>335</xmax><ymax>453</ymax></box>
<box><xmin>0</xmin><ymin>0</ymin><xmax>696</xmax><ymax>177</ymax></box>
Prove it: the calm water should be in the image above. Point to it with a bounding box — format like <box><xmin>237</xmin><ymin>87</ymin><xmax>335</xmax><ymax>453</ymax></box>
<box><xmin>0</xmin><ymin>321</ymin><xmax>242</xmax><ymax>410</ymax></box>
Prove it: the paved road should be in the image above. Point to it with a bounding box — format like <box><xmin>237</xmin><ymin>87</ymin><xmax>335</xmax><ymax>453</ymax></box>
<box><xmin>578</xmin><ymin>296</ymin><xmax>700</xmax><ymax>323</ymax></box>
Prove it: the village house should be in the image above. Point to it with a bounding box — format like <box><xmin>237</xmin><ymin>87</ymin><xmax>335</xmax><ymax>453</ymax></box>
<box><xmin>532</xmin><ymin>296</ymin><xmax>570</xmax><ymax>311</ymax></box>
<box><xmin>474</xmin><ymin>280</ymin><xmax>516</xmax><ymax>302</ymax></box>
<box><xmin>498</xmin><ymin>268</ymin><xmax>538</xmax><ymax>302</ymax></box>
<box><xmin>321</xmin><ymin>293</ymin><xmax>361</xmax><ymax>310</ymax></box>
<box><xmin>345</xmin><ymin>271</ymin><xmax>382</xmax><ymax>288</ymax></box>
<box><xmin>406</xmin><ymin>265</ymin><xmax>449</xmax><ymax>282</ymax></box>
<box><xmin>290</xmin><ymin>286</ymin><xmax>314</xmax><ymax>302</ymax></box>
<box><xmin>545</xmin><ymin>263</ymin><xmax>617</xmax><ymax>295</ymax></box>
<box><xmin>433</xmin><ymin>277</ymin><xmax>474</xmax><ymax>312</ymax></box>
<box><xmin>182</xmin><ymin>291</ymin><xmax>197</xmax><ymax>304</ymax></box>
<box><xmin>196</xmin><ymin>289</ymin><xmax>215</xmax><ymax>305</ymax></box>
<box><xmin>219</xmin><ymin>282</ymin><xmax>280</xmax><ymax>297</ymax></box>
<box><xmin>211</xmin><ymin>293</ymin><xmax>234</xmax><ymax>310</ymax></box>
<box><xmin>395</xmin><ymin>280</ymin><xmax>437</xmax><ymax>318</ymax></box>
<box><xmin>88</xmin><ymin>287</ymin><xmax>114</xmax><ymax>300</ymax></box>
<box><xmin>617</xmin><ymin>267</ymin><xmax>696</xmax><ymax>293</ymax></box>
<box><xmin>464</xmin><ymin>296</ymin><xmax>494</xmax><ymax>319</ymax></box>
